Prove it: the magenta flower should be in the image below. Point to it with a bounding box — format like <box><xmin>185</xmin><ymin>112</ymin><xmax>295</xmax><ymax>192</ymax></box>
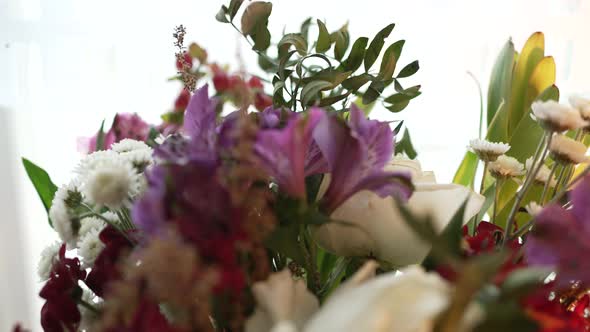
<box><xmin>525</xmin><ymin>175</ymin><xmax>590</xmax><ymax>286</ymax></box>
<box><xmin>78</xmin><ymin>113</ymin><xmax>151</xmax><ymax>153</ymax></box>
<box><xmin>315</xmin><ymin>105</ymin><xmax>413</xmax><ymax>213</ymax></box>
<box><xmin>254</xmin><ymin>108</ymin><xmax>324</xmax><ymax>199</ymax></box>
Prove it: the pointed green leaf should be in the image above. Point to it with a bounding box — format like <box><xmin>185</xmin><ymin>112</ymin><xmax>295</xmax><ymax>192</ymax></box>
<box><xmin>241</xmin><ymin>2</ymin><xmax>272</xmax><ymax>51</ymax></box>
<box><xmin>215</xmin><ymin>5</ymin><xmax>230</xmax><ymax>23</ymax></box>
<box><xmin>396</xmin><ymin>128</ymin><xmax>417</xmax><ymax>158</ymax></box>
<box><xmin>362</xmin><ymin>80</ymin><xmax>385</xmax><ymax>105</ymax></box>
<box><xmin>364</xmin><ymin>23</ymin><xmax>395</xmax><ymax>72</ymax></box>
<box><xmin>331</xmin><ymin>24</ymin><xmax>350</xmax><ymax>61</ymax></box>
<box><xmin>301</xmin><ymin>80</ymin><xmax>333</xmax><ymax>106</ymax></box>
<box><xmin>279</xmin><ymin>33</ymin><xmax>308</xmax><ymax>56</ymax></box>
<box><xmin>316</xmin><ymin>20</ymin><xmax>331</xmax><ymax>53</ymax></box>
<box><xmin>340</xmin><ymin>37</ymin><xmax>369</xmax><ymax>72</ymax></box>
<box><xmin>453</xmin><ymin>151</ymin><xmax>479</xmax><ymax>189</ymax></box>
<box><xmin>397</xmin><ymin>60</ymin><xmax>419</xmax><ymax>78</ymax></box>
<box><xmin>385</xmin><ymin>100</ymin><xmax>410</xmax><ymax>113</ymax></box>
<box><xmin>22</xmin><ymin>158</ymin><xmax>58</xmax><ymax>226</ymax></box>
<box><xmin>95</xmin><ymin>120</ymin><xmax>106</xmax><ymax>151</ymax></box>
<box><xmin>384</xmin><ymin>85</ymin><xmax>421</xmax><ymax>103</ymax></box>
<box><xmin>487</xmin><ymin>39</ymin><xmax>515</xmax><ymax>142</ymax></box>
<box><xmin>379</xmin><ymin>40</ymin><xmax>405</xmax><ymax>80</ymax></box>
<box><xmin>228</xmin><ymin>0</ymin><xmax>244</xmax><ymax>20</ymax></box>
<box><xmin>342</xmin><ymin>73</ymin><xmax>373</xmax><ymax>91</ymax></box>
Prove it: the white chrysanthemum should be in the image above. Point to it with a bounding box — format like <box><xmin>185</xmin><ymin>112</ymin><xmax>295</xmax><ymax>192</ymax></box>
<box><xmin>488</xmin><ymin>155</ymin><xmax>525</xmax><ymax>179</ymax></box>
<box><xmin>111</xmin><ymin>138</ymin><xmax>151</xmax><ymax>153</ymax></box>
<box><xmin>76</xmin><ymin>150</ymin><xmax>120</xmax><ymax>177</ymax></box>
<box><xmin>79</xmin><ymin>289</ymin><xmax>102</xmax><ymax>331</ymax></box>
<box><xmin>80</xmin><ymin>156</ymin><xmax>141</xmax><ymax>210</ymax></box>
<box><xmin>525</xmin><ymin>158</ymin><xmax>556</xmax><ymax>187</ymax></box>
<box><xmin>77</xmin><ymin>228</ymin><xmax>105</xmax><ymax>268</ymax></box>
<box><xmin>119</xmin><ymin>149</ymin><xmax>153</xmax><ymax>171</ymax></box>
<box><xmin>468</xmin><ymin>139</ymin><xmax>510</xmax><ymax>162</ymax></box>
<box><xmin>50</xmin><ymin>182</ymin><xmax>82</xmax><ymax>247</ymax></box>
<box><xmin>531</xmin><ymin>100</ymin><xmax>588</xmax><ymax>132</ymax></box>
<box><xmin>78</xmin><ymin>216</ymin><xmax>106</xmax><ymax>238</ymax></box>
<box><xmin>569</xmin><ymin>95</ymin><xmax>590</xmax><ymax>121</ymax></box>
<box><xmin>526</xmin><ymin>202</ymin><xmax>543</xmax><ymax>217</ymax></box>
<box><xmin>37</xmin><ymin>241</ymin><xmax>61</xmax><ymax>281</ymax></box>
<box><xmin>549</xmin><ymin>134</ymin><xmax>588</xmax><ymax>165</ymax></box>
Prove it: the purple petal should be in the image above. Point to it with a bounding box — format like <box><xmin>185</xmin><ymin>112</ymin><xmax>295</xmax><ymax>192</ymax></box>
<box><xmin>183</xmin><ymin>84</ymin><xmax>218</xmax><ymax>145</ymax></box>
<box><xmin>259</xmin><ymin>107</ymin><xmax>282</xmax><ymax>129</ymax></box>
<box><xmin>571</xmin><ymin>175</ymin><xmax>590</xmax><ymax>232</ymax></box>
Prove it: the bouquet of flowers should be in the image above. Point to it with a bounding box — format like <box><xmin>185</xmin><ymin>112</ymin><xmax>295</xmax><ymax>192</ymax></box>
<box><xmin>15</xmin><ymin>1</ymin><xmax>590</xmax><ymax>331</ymax></box>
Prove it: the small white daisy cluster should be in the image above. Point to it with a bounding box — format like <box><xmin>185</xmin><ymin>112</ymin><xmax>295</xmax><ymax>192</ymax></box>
<box><xmin>43</xmin><ymin>139</ymin><xmax>152</xmax><ymax>277</ymax></box>
<box><xmin>488</xmin><ymin>155</ymin><xmax>525</xmax><ymax>179</ymax></box>
<box><xmin>469</xmin><ymin>139</ymin><xmax>510</xmax><ymax>162</ymax></box>
<box><xmin>531</xmin><ymin>100</ymin><xmax>588</xmax><ymax>133</ymax></box>
<box><xmin>525</xmin><ymin>157</ymin><xmax>556</xmax><ymax>187</ymax></box>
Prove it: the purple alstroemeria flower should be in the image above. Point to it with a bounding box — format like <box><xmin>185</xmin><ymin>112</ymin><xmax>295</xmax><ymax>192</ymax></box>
<box><xmin>315</xmin><ymin>105</ymin><xmax>413</xmax><ymax>213</ymax></box>
<box><xmin>182</xmin><ymin>84</ymin><xmax>219</xmax><ymax>162</ymax></box>
<box><xmin>259</xmin><ymin>107</ymin><xmax>282</xmax><ymax>129</ymax></box>
<box><xmin>254</xmin><ymin>108</ymin><xmax>325</xmax><ymax>199</ymax></box>
<box><xmin>525</xmin><ymin>175</ymin><xmax>590</xmax><ymax>286</ymax></box>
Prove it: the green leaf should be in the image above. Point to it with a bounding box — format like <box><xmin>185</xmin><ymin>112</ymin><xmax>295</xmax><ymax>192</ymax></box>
<box><xmin>251</xmin><ymin>21</ymin><xmax>272</xmax><ymax>51</ymax></box>
<box><xmin>319</xmin><ymin>92</ymin><xmax>350</xmax><ymax>107</ymax></box>
<box><xmin>397</xmin><ymin>60</ymin><xmax>419</xmax><ymax>78</ymax></box>
<box><xmin>362</xmin><ymin>80</ymin><xmax>385</xmax><ymax>105</ymax></box>
<box><xmin>300</xmin><ymin>17</ymin><xmax>313</xmax><ymax>42</ymax></box>
<box><xmin>452</xmin><ymin>152</ymin><xmax>479</xmax><ymax>189</ymax></box>
<box><xmin>384</xmin><ymin>85</ymin><xmax>421</xmax><ymax>103</ymax></box>
<box><xmin>241</xmin><ymin>1</ymin><xmax>273</xmax><ymax>51</ymax></box>
<box><xmin>487</xmin><ymin>39</ymin><xmax>515</xmax><ymax>142</ymax></box>
<box><xmin>265</xmin><ymin>224</ymin><xmax>306</xmax><ymax>267</ymax></box>
<box><xmin>22</xmin><ymin>158</ymin><xmax>58</xmax><ymax>226</ymax></box>
<box><xmin>385</xmin><ymin>100</ymin><xmax>410</xmax><ymax>113</ymax></box>
<box><xmin>364</xmin><ymin>23</ymin><xmax>395</xmax><ymax>72</ymax></box>
<box><xmin>393</xmin><ymin>120</ymin><xmax>404</xmax><ymax>135</ymax></box>
<box><xmin>342</xmin><ymin>73</ymin><xmax>373</xmax><ymax>91</ymax></box>
<box><xmin>379</xmin><ymin>40</ymin><xmax>405</xmax><ymax>80</ymax></box>
<box><xmin>396</xmin><ymin>128</ymin><xmax>417</xmax><ymax>159</ymax></box>
<box><xmin>500</xmin><ymin>267</ymin><xmax>552</xmax><ymax>300</ymax></box>
<box><xmin>340</xmin><ymin>37</ymin><xmax>368</xmax><ymax>72</ymax></box>
<box><xmin>227</xmin><ymin>0</ymin><xmax>244</xmax><ymax>20</ymax></box>
<box><xmin>215</xmin><ymin>5</ymin><xmax>230</xmax><ymax>23</ymax></box>
<box><xmin>258</xmin><ymin>52</ymin><xmax>277</xmax><ymax>72</ymax></box>
<box><xmin>302</xmin><ymin>68</ymin><xmax>352</xmax><ymax>88</ymax></box>
<box><xmin>278</xmin><ymin>33</ymin><xmax>308</xmax><ymax>56</ymax></box>
<box><xmin>161</xmin><ymin>111</ymin><xmax>184</xmax><ymax>125</ymax></box>
<box><xmin>301</xmin><ymin>80</ymin><xmax>333</xmax><ymax>106</ymax></box>
<box><xmin>316</xmin><ymin>20</ymin><xmax>331</xmax><ymax>53</ymax></box>
<box><xmin>95</xmin><ymin>120</ymin><xmax>106</xmax><ymax>151</ymax></box>
<box><xmin>331</xmin><ymin>24</ymin><xmax>350</xmax><ymax>61</ymax></box>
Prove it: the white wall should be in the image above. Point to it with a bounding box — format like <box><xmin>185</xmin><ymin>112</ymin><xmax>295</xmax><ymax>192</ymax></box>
<box><xmin>1</xmin><ymin>0</ymin><xmax>589</xmax><ymax>330</ymax></box>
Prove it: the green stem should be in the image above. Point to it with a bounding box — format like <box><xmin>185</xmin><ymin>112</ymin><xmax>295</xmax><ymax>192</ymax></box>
<box><xmin>81</xmin><ymin>205</ymin><xmax>135</xmax><ymax>244</ymax></box>
<box><xmin>551</xmin><ymin>164</ymin><xmax>567</xmax><ymax>199</ymax></box>
<box><xmin>540</xmin><ymin>163</ymin><xmax>558</xmax><ymax>204</ymax></box>
<box><xmin>493</xmin><ymin>178</ymin><xmax>503</xmax><ymax>225</ymax></box>
<box><xmin>479</xmin><ymin>162</ymin><xmax>488</xmax><ymax>195</ymax></box>
<box><xmin>503</xmin><ymin>132</ymin><xmax>551</xmax><ymax>245</ymax></box>
<box><xmin>78</xmin><ymin>298</ymin><xmax>100</xmax><ymax>315</ymax></box>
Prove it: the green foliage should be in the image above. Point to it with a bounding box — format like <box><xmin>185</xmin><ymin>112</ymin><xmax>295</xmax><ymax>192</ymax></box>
<box><xmin>364</xmin><ymin>23</ymin><xmax>395</xmax><ymax>71</ymax></box>
<box><xmin>240</xmin><ymin>2</ymin><xmax>273</xmax><ymax>51</ymax></box>
<box><xmin>22</xmin><ymin>158</ymin><xmax>58</xmax><ymax>227</ymax></box>
<box><xmin>95</xmin><ymin>120</ymin><xmax>106</xmax><ymax>151</ymax></box>
<box><xmin>453</xmin><ymin>152</ymin><xmax>479</xmax><ymax>189</ymax></box>
<box><xmin>396</xmin><ymin>128</ymin><xmax>418</xmax><ymax>159</ymax></box>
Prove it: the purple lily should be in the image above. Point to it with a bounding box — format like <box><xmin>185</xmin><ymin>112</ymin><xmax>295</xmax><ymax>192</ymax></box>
<box><xmin>315</xmin><ymin>105</ymin><xmax>413</xmax><ymax>213</ymax></box>
<box><xmin>525</xmin><ymin>175</ymin><xmax>590</xmax><ymax>286</ymax></box>
<box><xmin>254</xmin><ymin>108</ymin><xmax>324</xmax><ymax>199</ymax></box>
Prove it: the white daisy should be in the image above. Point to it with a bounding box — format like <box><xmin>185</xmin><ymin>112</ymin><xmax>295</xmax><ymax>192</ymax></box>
<box><xmin>78</xmin><ymin>216</ymin><xmax>106</xmax><ymax>238</ymax></box>
<box><xmin>119</xmin><ymin>149</ymin><xmax>153</xmax><ymax>171</ymax></box>
<box><xmin>549</xmin><ymin>134</ymin><xmax>588</xmax><ymax>165</ymax></box>
<box><xmin>80</xmin><ymin>155</ymin><xmax>141</xmax><ymax>210</ymax></box>
<box><xmin>488</xmin><ymin>155</ymin><xmax>525</xmax><ymax>179</ymax></box>
<box><xmin>526</xmin><ymin>202</ymin><xmax>543</xmax><ymax>217</ymax></box>
<box><xmin>468</xmin><ymin>139</ymin><xmax>510</xmax><ymax>162</ymax></box>
<box><xmin>111</xmin><ymin>139</ymin><xmax>151</xmax><ymax>153</ymax></box>
<box><xmin>76</xmin><ymin>150</ymin><xmax>120</xmax><ymax>178</ymax></box>
<box><xmin>77</xmin><ymin>228</ymin><xmax>105</xmax><ymax>268</ymax></box>
<box><xmin>531</xmin><ymin>100</ymin><xmax>588</xmax><ymax>132</ymax></box>
<box><xmin>569</xmin><ymin>95</ymin><xmax>590</xmax><ymax>121</ymax></box>
<box><xmin>525</xmin><ymin>158</ymin><xmax>556</xmax><ymax>187</ymax></box>
<box><xmin>50</xmin><ymin>182</ymin><xmax>82</xmax><ymax>247</ymax></box>
<box><xmin>37</xmin><ymin>241</ymin><xmax>61</xmax><ymax>281</ymax></box>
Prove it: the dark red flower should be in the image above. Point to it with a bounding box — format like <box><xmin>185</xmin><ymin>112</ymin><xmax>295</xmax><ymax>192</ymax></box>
<box><xmin>174</xmin><ymin>88</ymin><xmax>191</xmax><ymax>111</ymax></box>
<box><xmin>175</xmin><ymin>52</ymin><xmax>193</xmax><ymax>71</ymax></box>
<box><xmin>85</xmin><ymin>226</ymin><xmax>133</xmax><ymax>297</ymax></box>
<box><xmin>39</xmin><ymin>245</ymin><xmax>86</xmax><ymax>332</ymax></box>
<box><xmin>254</xmin><ymin>93</ymin><xmax>273</xmax><ymax>111</ymax></box>
<box><xmin>248</xmin><ymin>76</ymin><xmax>264</xmax><ymax>89</ymax></box>
<box><xmin>12</xmin><ymin>323</ymin><xmax>30</xmax><ymax>332</ymax></box>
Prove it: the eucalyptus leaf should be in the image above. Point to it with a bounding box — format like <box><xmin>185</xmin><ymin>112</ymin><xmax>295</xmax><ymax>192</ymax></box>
<box><xmin>316</xmin><ymin>20</ymin><xmax>331</xmax><ymax>53</ymax></box>
<box><xmin>364</xmin><ymin>23</ymin><xmax>395</xmax><ymax>72</ymax></box>
<box><xmin>22</xmin><ymin>158</ymin><xmax>58</xmax><ymax>226</ymax></box>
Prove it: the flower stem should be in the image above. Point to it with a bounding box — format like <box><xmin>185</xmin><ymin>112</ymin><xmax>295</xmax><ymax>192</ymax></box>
<box><xmin>78</xmin><ymin>298</ymin><xmax>100</xmax><ymax>315</ymax></box>
<box><xmin>540</xmin><ymin>163</ymin><xmax>558</xmax><ymax>204</ymax></box>
<box><xmin>480</xmin><ymin>162</ymin><xmax>488</xmax><ymax>195</ymax></box>
<box><xmin>503</xmin><ymin>132</ymin><xmax>551</xmax><ymax>245</ymax></box>
<box><xmin>551</xmin><ymin>164</ymin><xmax>567</xmax><ymax>199</ymax></box>
<box><xmin>81</xmin><ymin>205</ymin><xmax>135</xmax><ymax>245</ymax></box>
<box><xmin>493</xmin><ymin>178</ymin><xmax>503</xmax><ymax>225</ymax></box>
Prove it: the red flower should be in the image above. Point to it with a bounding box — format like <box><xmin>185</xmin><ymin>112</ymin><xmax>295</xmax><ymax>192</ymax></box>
<box><xmin>39</xmin><ymin>245</ymin><xmax>86</xmax><ymax>332</ymax></box>
<box><xmin>85</xmin><ymin>226</ymin><xmax>133</xmax><ymax>297</ymax></box>
<box><xmin>175</xmin><ymin>52</ymin><xmax>193</xmax><ymax>71</ymax></box>
<box><xmin>174</xmin><ymin>88</ymin><xmax>191</xmax><ymax>111</ymax></box>
<box><xmin>254</xmin><ymin>93</ymin><xmax>273</xmax><ymax>111</ymax></box>
<box><xmin>248</xmin><ymin>76</ymin><xmax>264</xmax><ymax>89</ymax></box>
<box><xmin>12</xmin><ymin>324</ymin><xmax>30</xmax><ymax>332</ymax></box>
<box><xmin>523</xmin><ymin>285</ymin><xmax>590</xmax><ymax>332</ymax></box>
<box><xmin>105</xmin><ymin>298</ymin><xmax>187</xmax><ymax>332</ymax></box>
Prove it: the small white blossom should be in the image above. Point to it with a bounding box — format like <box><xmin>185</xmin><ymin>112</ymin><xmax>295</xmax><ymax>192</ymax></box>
<box><xmin>77</xmin><ymin>228</ymin><xmax>105</xmax><ymax>268</ymax></box>
<box><xmin>120</xmin><ymin>149</ymin><xmax>153</xmax><ymax>171</ymax></box>
<box><xmin>488</xmin><ymin>155</ymin><xmax>525</xmax><ymax>179</ymax></box>
<box><xmin>78</xmin><ymin>216</ymin><xmax>106</xmax><ymax>238</ymax></box>
<box><xmin>111</xmin><ymin>139</ymin><xmax>151</xmax><ymax>153</ymax></box>
<box><xmin>76</xmin><ymin>150</ymin><xmax>120</xmax><ymax>178</ymax></box>
<box><xmin>526</xmin><ymin>202</ymin><xmax>543</xmax><ymax>217</ymax></box>
<box><xmin>531</xmin><ymin>100</ymin><xmax>588</xmax><ymax>132</ymax></box>
<box><xmin>569</xmin><ymin>95</ymin><xmax>590</xmax><ymax>121</ymax></box>
<box><xmin>468</xmin><ymin>139</ymin><xmax>510</xmax><ymax>162</ymax></box>
<box><xmin>525</xmin><ymin>158</ymin><xmax>556</xmax><ymax>187</ymax></box>
<box><xmin>50</xmin><ymin>182</ymin><xmax>82</xmax><ymax>247</ymax></box>
<box><xmin>37</xmin><ymin>241</ymin><xmax>61</xmax><ymax>281</ymax></box>
<box><xmin>549</xmin><ymin>134</ymin><xmax>588</xmax><ymax>165</ymax></box>
<box><xmin>80</xmin><ymin>154</ymin><xmax>141</xmax><ymax>210</ymax></box>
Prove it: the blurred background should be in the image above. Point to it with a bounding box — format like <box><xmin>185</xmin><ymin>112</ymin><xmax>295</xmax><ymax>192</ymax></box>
<box><xmin>1</xmin><ymin>0</ymin><xmax>589</xmax><ymax>329</ymax></box>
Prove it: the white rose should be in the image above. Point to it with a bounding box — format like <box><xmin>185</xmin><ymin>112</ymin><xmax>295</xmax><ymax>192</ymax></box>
<box><xmin>314</xmin><ymin>157</ymin><xmax>485</xmax><ymax>268</ymax></box>
<box><xmin>303</xmin><ymin>264</ymin><xmax>482</xmax><ymax>332</ymax></box>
